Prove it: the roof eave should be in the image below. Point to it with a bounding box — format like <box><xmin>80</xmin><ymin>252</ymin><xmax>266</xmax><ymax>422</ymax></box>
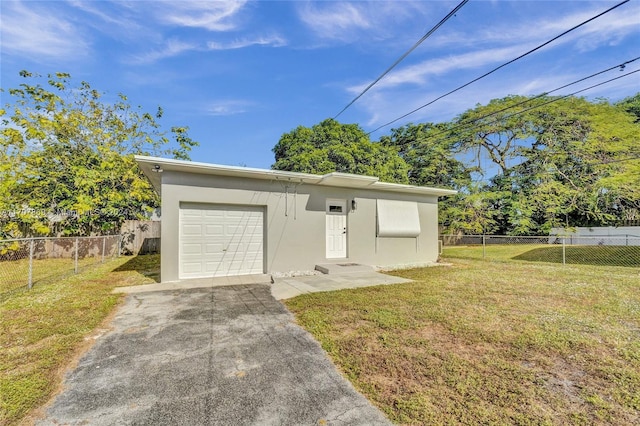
<box><xmin>134</xmin><ymin>155</ymin><xmax>457</xmax><ymax>197</ymax></box>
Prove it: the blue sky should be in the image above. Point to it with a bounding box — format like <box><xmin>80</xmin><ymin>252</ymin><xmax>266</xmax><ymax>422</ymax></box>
<box><xmin>1</xmin><ymin>0</ymin><xmax>639</xmax><ymax>169</ymax></box>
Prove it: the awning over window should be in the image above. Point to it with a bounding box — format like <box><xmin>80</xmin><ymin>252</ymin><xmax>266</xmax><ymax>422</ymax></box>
<box><xmin>376</xmin><ymin>199</ymin><xmax>421</xmax><ymax>238</ymax></box>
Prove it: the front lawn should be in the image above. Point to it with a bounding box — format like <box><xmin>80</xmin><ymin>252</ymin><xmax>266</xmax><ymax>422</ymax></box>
<box><xmin>285</xmin><ymin>259</ymin><xmax>640</xmax><ymax>425</ymax></box>
<box><xmin>0</xmin><ymin>255</ymin><xmax>159</xmax><ymax>425</ymax></box>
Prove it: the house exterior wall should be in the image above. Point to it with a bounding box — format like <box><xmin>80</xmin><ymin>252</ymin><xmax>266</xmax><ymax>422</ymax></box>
<box><xmin>160</xmin><ymin>170</ymin><xmax>440</xmax><ymax>282</ymax></box>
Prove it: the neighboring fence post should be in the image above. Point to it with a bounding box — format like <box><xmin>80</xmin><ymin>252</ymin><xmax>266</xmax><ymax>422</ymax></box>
<box><xmin>117</xmin><ymin>235</ymin><xmax>122</xmax><ymax>258</ymax></box>
<box><xmin>482</xmin><ymin>234</ymin><xmax>486</xmax><ymax>260</ymax></box>
<box><xmin>102</xmin><ymin>236</ymin><xmax>106</xmax><ymax>263</ymax></box>
<box><xmin>28</xmin><ymin>238</ymin><xmax>34</xmax><ymax>289</ymax></box>
<box><xmin>74</xmin><ymin>237</ymin><xmax>79</xmax><ymax>273</ymax></box>
<box><xmin>562</xmin><ymin>237</ymin><xmax>566</xmax><ymax>266</ymax></box>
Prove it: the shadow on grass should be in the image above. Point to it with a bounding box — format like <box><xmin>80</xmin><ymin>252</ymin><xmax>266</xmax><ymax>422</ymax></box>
<box><xmin>113</xmin><ymin>254</ymin><xmax>161</xmax><ymax>282</ymax></box>
<box><xmin>512</xmin><ymin>246</ymin><xmax>640</xmax><ymax>268</ymax></box>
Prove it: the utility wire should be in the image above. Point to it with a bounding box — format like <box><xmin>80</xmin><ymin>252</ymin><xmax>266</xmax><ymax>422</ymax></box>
<box><xmin>431</xmin><ymin>67</ymin><xmax>639</xmax><ymax>186</ymax></box>
<box><xmin>428</xmin><ymin>67</ymin><xmax>640</xmax><ymax>149</ymax></box>
<box><xmin>333</xmin><ymin>0</ymin><xmax>469</xmax><ymax>119</ymax></box>
<box><xmin>422</xmin><ymin>56</ymin><xmax>640</xmax><ymax>142</ymax></box>
<box><xmin>454</xmin><ymin>68</ymin><xmax>640</xmax><ymax>185</ymax></box>
<box><xmin>367</xmin><ymin>0</ymin><xmax>631</xmax><ymax>135</ymax></box>
<box><xmin>483</xmin><ymin>69</ymin><xmax>639</xmax><ymax>129</ymax></box>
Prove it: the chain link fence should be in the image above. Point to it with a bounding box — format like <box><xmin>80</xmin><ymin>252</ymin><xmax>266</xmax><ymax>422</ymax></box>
<box><xmin>0</xmin><ymin>235</ymin><xmax>121</xmax><ymax>297</ymax></box>
<box><xmin>440</xmin><ymin>234</ymin><xmax>640</xmax><ymax>268</ymax></box>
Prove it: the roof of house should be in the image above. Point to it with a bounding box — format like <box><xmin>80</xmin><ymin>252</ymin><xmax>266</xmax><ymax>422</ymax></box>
<box><xmin>135</xmin><ymin>155</ymin><xmax>457</xmax><ymax>197</ymax></box>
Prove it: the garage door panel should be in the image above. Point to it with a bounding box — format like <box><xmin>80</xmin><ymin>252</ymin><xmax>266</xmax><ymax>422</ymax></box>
<box><xmin>225</xmin><ymin>210</ymin><xmax>248</xmax><ymax>218</ymax></box>
<box><xmin>245</xmin><ymin>242</ymin><xmax>263</xmax><ymax>252</ymax></box>
<box><xmin>205</xmin><ymin>242</ymin><xmax>224</xmax><ymax>253</ymax></box>
<box><xmin>225</xmin><ymin>225</ymin><xmax>243</xmax><ymax>235</ymax></box>
<box><xmin>179</xmin><ymin>204</ymin><xmax>264</xmax><ymax>279</ymax></box>
<box><xmin>182</xmin><ymin>209</ymin><xmax>203</xmax><ymax>218</ymax></box>
<box><xmin>204</xmin><ymin>261</ymin><xmax>225</xmax><ymax>274</ymax></box>
<box><xmin>182</xmin><ymin>243</ymin><xmax>203</xmax><ymax>255</ymax></box>
<box><xmin>226</xmin><ymin>224</ymin><xmax>261</xmax><ymax>234</ymax></box>
<box><xmin>182</xmin><ymin>224</ymin><xmax>202</xmax><ymax>236</ymax></box>
<box><xmin>182</xmin><ymin>262</ymin><xmax>203</xmax><ymax>274</ymax></box>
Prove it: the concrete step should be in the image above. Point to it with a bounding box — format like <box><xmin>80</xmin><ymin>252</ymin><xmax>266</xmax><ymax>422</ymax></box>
<box><xmin>315</xmin><ymin>263</ymin><xmax>375</xmax><ymax>275</ymax></box>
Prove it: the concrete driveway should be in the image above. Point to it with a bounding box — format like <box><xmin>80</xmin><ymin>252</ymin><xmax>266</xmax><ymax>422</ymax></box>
<box><xmin>39</xmin><ymin>284</ymin><xmax>391</xmax><ymax>426</ymax></box>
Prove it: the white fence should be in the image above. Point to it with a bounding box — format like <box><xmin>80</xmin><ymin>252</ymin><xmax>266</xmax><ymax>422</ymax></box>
<box><xmin>0</xmin><ymin>235</ymin><xmax>121</xmax><ymax>295</ymax></box>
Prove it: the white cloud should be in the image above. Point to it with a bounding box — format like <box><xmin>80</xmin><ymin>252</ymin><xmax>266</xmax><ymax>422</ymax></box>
<box><xmin>130</xmin><ymin>33</ymin><xmax>286</xmax><ymax>64</ymax></box>
<box><xmin>0</xmin><ymin>0</ymin><xmax>90</xmax><ymax>60</ymax></box>
<box><xmin>205</xmin><ymin>100</ymin><xmax>252</xmax><ymax>116</ymax></box>
<box><xmin>296</xmin><ymin>1</ymin><xmax>431</xmax><ymax>42</ymax></box>
<box><xmin>358</xmin><ymin>66</ymin><xmax>640</xmax><ymax>138</ymax></box>
<box><xmin>153</xmin><ymin>0</ymin><xmax>248</xmax><ymax>31</ymax></box>
<box><xmin>346</xmin><ymin>44</ymin><xmax>533</xmax><ymax>93</ymax></box>
<box><xmin>207</xmin><ymin>35</ymin><xmax>287</xmax><ymax>50</ymax></box>
<box><xmin>67</xmin><ymin>0</ymin><xmax>146</xmax><ymax>41</ymax></box>
<box><xmin>422</xmin><ymin>2</ymin><xmax>640</xmax><ymax>52</ymax></box>
<box><xmin>570</xmin><ymin>9</ymin><xmax>640</xmax><ymax>52</ymax></box>
<box><xmin>298</xmin><ymin>2</ymin><xmax>371</xmax><ymax>40</ymax></box>
<box><xmin>339</xmin><ymin>1</ymin><xmax>640</xmax><ymax>129</ymax></box>
<box><xmin>130</xmin><ymin>38</ymin><xmax>199</xmax><ymax>64</ymax></box>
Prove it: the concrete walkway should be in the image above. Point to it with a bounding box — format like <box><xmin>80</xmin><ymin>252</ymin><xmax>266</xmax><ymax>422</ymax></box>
<box><xmin>114</xmin><ymin>274</ymin><xmax>273</xmax><ymax>294</ymax></box>
<box><xmin>115</xmin><ymin>271</ymin><xmax>413</xmax><ymax>301</ymax></box>
<box><xmin>39</xmin><ymin>284</ymin><xmax>391</xmax><ymax>425</ymax></box>
<box><xmin>271</xmin><ymin>272</ymin><xmax>412</xmax><ymax>300</ymax></box>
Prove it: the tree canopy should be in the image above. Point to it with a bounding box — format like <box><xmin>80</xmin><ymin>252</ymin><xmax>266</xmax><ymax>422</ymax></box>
<box><xmin>272</xmin><ymin>94</ymin><xmax>639</xmax><ymax>236</ymax></box>
<box><xmin>272</xmin><ymin>118</ymin><xmax>410</xmax><ymax>184</ymax></box>
<box><xmin>443</xmin><ymin>95</ymin><xmax>640</xmax><ymax>234</ymax></box>
<box><xmin>0</xmin><ymin>71</ymin><xmax>198</xmax><ymax>238</ymax></box>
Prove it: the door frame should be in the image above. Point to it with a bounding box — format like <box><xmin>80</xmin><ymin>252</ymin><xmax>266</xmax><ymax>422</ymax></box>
<box><xmin>325</xmin><ymin>198</ymin><xmax>347</xmax><ymax>259</ymax></box>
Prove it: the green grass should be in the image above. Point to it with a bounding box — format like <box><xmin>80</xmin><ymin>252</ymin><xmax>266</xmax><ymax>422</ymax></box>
<box><xmin>285</xmin><ymin>259</ymin><xmax>640</xmax><ymax>425</ymax></box>
<box><xmin>0</xmin><ymin>254</ymin><xmax>159</xmax><ymax>425</ymax></box>
<box><xmin>443</xmin><ymin>244</ymin><xmax>640</xmax><ymax>267</ymax></box>
<box><xmin>0</xmin><ymin>256</ymin><xmax>114</xmax><ymax>297</ymax></box>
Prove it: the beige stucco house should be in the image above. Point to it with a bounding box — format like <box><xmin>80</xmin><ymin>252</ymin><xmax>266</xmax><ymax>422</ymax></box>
<box><xmin>136</xmin><ymin>156</ymin><xmax>456</xmax><ymax>282</ymax></box>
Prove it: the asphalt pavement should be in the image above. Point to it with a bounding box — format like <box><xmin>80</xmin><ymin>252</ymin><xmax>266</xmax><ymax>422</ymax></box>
<box><xmin>38</xmin><ymin>284</ymin><xmax>391</xmax><ymax>426</ymax></box>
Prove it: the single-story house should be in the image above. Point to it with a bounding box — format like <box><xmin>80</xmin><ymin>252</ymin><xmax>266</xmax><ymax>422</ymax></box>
<box><xmin>136</xmin><ymin>156</ymin><xmax>457</xmax><ymax>282</ymax></box>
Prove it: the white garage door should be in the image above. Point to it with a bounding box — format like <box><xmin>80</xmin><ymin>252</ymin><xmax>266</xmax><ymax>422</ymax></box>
<box><xmin>179</xmin><ymin>204</ymin><xmax>264</xmax><ymax>279</ymax></box>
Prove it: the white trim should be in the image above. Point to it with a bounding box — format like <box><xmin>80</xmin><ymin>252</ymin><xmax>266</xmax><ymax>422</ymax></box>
<box><xmin>326</xmin><ymin>199</ymin><xmax>347</xmax><ymax>258</ymax></box>
<box><xmin>135</xmin><ymin>155</ymin><xmax>457</xmax><ymax>197</ymax></box>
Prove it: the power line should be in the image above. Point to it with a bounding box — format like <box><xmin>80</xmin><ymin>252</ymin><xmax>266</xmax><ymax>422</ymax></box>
<box><xmin>429</xmin><ymin>67</ymin><xmax>640</xmax><ymax>150</ymax></box>
<box><xmin>422</xmin><ymin>56</ymin><xmax>640</xmax><ymax>142</ymax></box>
<box><xmin>436</xmin><ymin>68</ymin><xmax>640</xmax><ymax>184</ymax></box>
<box><xmin>488</xmin><ymin>69</ymin><xmax>639</xmax><ymax>127</ymax></box>
<box><xmin>333</xmin><ymin>0</ymin><xmax>469</xmax><ymax>119</ymax></box>
<box><xmin>367</xmin><ymin>0</ymin><xmax>631</xmax><ymax>135</ymax></box>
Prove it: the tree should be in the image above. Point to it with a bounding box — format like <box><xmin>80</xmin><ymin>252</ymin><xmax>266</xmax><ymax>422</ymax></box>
<box><xmin>272</xmin><ymin>118</ymin><xmax>410</xmax><ymax>183</ymax></box>
<box><xmin>379</xmin><ymin>122</ymin><xmax>471</xmax><ymax>188</ymax></box>
<box><xmin>0</xmin><ymin>71</ymin><xmax>198</xmax><ymax>238</ymax></box>
<box><xmin>449</xmin><ymin>95</ymin><xmax>640</xmax><ymax>234</ymax></box>
<box><xmin>616</xmin><ymin>93</ymin><xmax>640</xmax><ymax>122</ymax></box>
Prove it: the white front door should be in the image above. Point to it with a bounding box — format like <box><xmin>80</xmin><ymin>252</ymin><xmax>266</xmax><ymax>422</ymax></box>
<box><xmin>326</xmin><ymin>199</ymin><xmax>347</xmax><ymax>258</ymax></box>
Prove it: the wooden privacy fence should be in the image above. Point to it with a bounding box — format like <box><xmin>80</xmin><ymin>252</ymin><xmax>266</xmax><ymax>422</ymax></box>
<box><xmin>120</xmin><ymin>220</ymin><xmax>161</xmax><ymax>255</ymax></box>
